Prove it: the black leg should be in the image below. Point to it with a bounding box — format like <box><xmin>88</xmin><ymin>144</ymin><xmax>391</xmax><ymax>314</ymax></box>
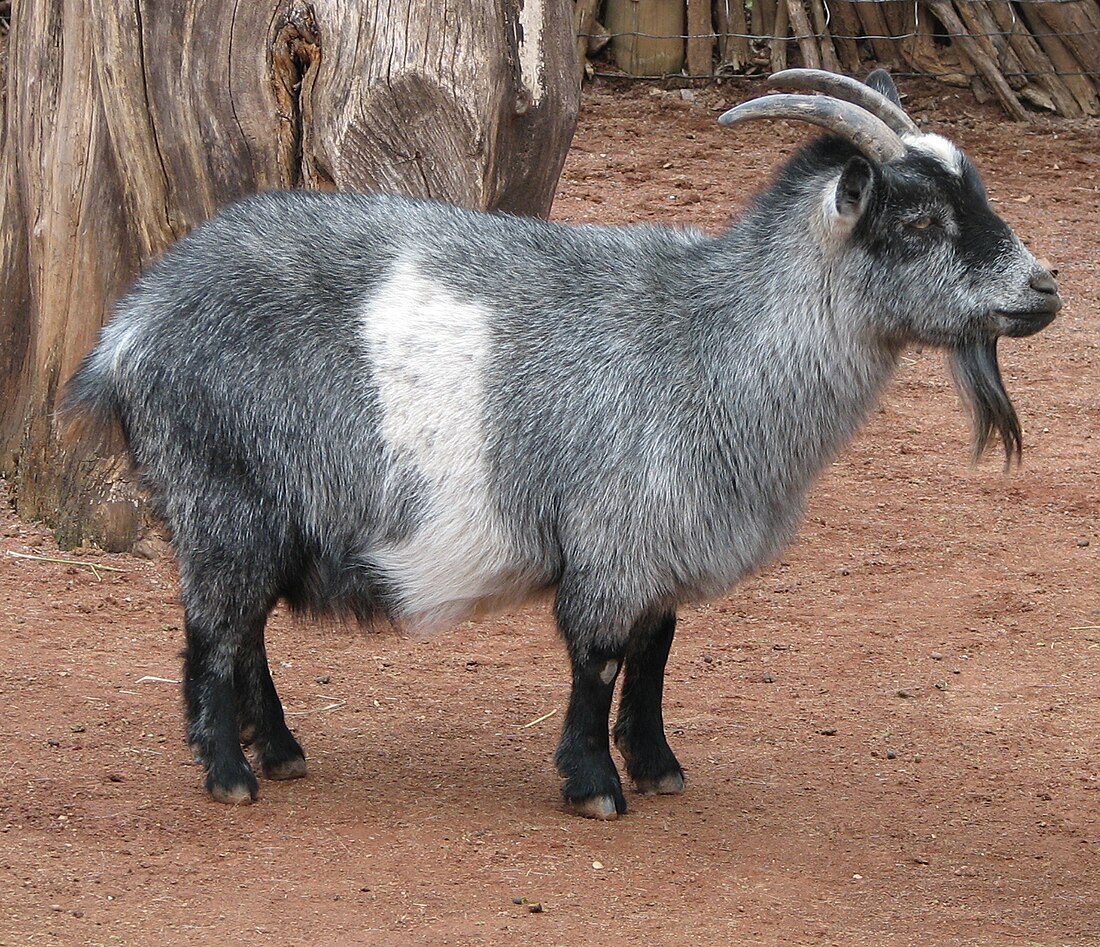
<box><xmin>183</xmin><ymin>610</ymin><xmax>259</xmax><ymax>804</ymax></box>
<box><xmin>554</xmin><ymin>645</ymin><xmax>626</xmax><ymax>819</ymax></box>
<box><xmin>614</xmin><ymin>611</ymin><xmax>685</xmax><ymax>795</ymax></box>
<box><xmin>234</xmin><ymin>624</ymin><xmax>306</xmax><ymax>781</ymax></box>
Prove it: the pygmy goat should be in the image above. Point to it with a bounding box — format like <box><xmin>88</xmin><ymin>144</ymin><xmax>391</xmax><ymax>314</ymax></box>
<box><xmin>65</xmin><ymin>70</ymin><xmax>1060</xmax><ymax>818</ymax></box>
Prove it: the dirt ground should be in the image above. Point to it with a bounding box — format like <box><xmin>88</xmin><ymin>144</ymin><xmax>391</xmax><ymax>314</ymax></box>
<box><xmin>2</xmin><ymin>80</ymin><xmax>1098</xmax><ymax>947</ymax></box>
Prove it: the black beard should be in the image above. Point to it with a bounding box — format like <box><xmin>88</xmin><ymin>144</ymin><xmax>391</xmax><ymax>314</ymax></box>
<box><xmin>949</xmin><ymin>337</ymin><xmax>1023</xmax><ymax>468</ymax></box>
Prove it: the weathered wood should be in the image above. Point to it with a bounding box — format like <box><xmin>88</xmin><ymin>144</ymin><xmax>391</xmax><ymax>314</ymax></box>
<box><xmin>1030</xmin><ymin>0</ymin><xmax>1100</xmax><ymax>79</ymax></box>
<box><xmin>708</xmin><ymin>0</ymin><xmax>1098</xmax><ymax>119</ymax></box>
<box><xmin>605</xmin><ymin>0</ymin><xmax>685</xmax><ymax>75</ymax></box>
<box><xmin>574</xmin><ymin>0</ymin><xmax>602</xmax><ymax>82</ymax></box>
<box><xmin>825</xmin><ymin>0</ymin><xmax>863</xmax><ymax>74</ymax></box>
<box><xmin>952</xmin><ymin>0</ymin><xmax>1026</xmax><ymax>91</ymax></box>
<box><xmin>928</xmin><ymin>0</ymin><xmax>1028</xmax><ymax>120</ymax></box>
<box><xmin>754</xmin><ymin>0</ymin><xmax>776</xmax><ymax>46</ymax></box>
<box><xmin>687</xmin><ymin>0</ymin><xmax>715</xmax><ymax>75</ymax></box>
<box><xmin>851</xmin><ymin>0</ymin><xmax>898</xmax><ymax>66</ymax></box>
<box><xmin>769</xmin><ymin>0</ymin><xmax>790</xmax><ymax>73</ymax></box>
<box><xmin>899</xmin><ymin>3</ymin><xmax>969</xmax><ymax>89</ymax></box>
<box><xmin>1019</xmin><ymin>0</ymin><xmax>1100</xmax><ymax>115</ymax></box>
<box><xmin>806</xmin><ymin>0</ymin><xmax>839</xmax><ymax>73</ymax></box>
<box><xmin>786</xmin><ymin>0</ymin><xmax>821</xmax><ymax>69</ymax></box>
<box><xmin>988</xmin><ymin>0</ymin><xmax>1082</xmax><ymax>116</ymax></box>
<box><xmin>879</xmin><ymin>0</ymin><xmax>914</xmax><ymax>52</ymax></box>
<box><xmin>0</xmin><ymin>0</ymin><xmax>580</xmax><ymax>550</ymax></box>
<box><xmin>715</xmin><ymin>0</ymin><xmax>751</xmax><ymax>72</ymax></box>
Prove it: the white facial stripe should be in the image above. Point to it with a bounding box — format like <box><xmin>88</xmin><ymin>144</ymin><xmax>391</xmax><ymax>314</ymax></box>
<box><xmin>361</xmin><ymin>258</ymin><xmax>517</xmax><ymax>627</ymax></box>
<box><xmin>903</xmin><ymin>132</ymin><xmax>963</xmax><ymax>176</ymax></box>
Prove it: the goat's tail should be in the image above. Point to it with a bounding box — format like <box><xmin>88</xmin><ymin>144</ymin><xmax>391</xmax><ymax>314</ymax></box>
<box><xmin>59</xmin><ymin>326</ymin><xmax>127</xmax><ymax>441</ymax></box>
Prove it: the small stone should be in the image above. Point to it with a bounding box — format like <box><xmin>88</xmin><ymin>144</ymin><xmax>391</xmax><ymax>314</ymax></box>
<box><xmin>527</xmin><ymin>902</ymin><xmax>544</xmax><ymax>914</ymax></box>
<box><xmin>702</xmin><ymin>654</ymin><xmax>714</xmax><ymax>664</ymax></box>
<box><xmin>132</xmin><ymin>539</ymin><xmax>162</xmax><ymax>560</ymax></box>
<box><xmin>72</xmin><ymin>911</ymin><xmax>84</xmax><ymax>919</ymax></box>
<box><xmin>818</xmin><ymin>728</ymin><xmax>837</xmax><ymax>736</ymax></box>
<box><xmin>930</xmin><ymin>651</ymin><xmax>944</xmax><ymax>661</ymax></box>
<box><xmin>592</xmin><ymin>861</ymin><xmax>603</xmax><ymax>870</ymax></box>
<box><xmin>897</xmin><ymin>689</ymin><xmax>914</xmax><ymax>699</ymax></box>
<box><xmin>108</xmin><ymin>774</ymin><xmax>124</xmax><ymax>783</ymax></box>
<box><xmin>1077</xmin><ymin>539</ymin><xmax>1090</xmax><ymax>547</ymax></box>
<box><xmin>934</xmin><ymin>680</ymin><xmax>947</xmax><ymax>691</ymax></box>
<box><xmin>773</xmin><ymin>643</ymin><xmax>789</xmax><ymax>651</ymax></box>
<box><xmin>512</xmin><ymin>896</ymin><xmax>526</xmax><ymax>905</ymax></box>
<box><xmin>886</xmin><ymin>748</ymin><xmax>897</xmax><ymax>760</ymax></box>
<box><xmin>315</xmin><ymin>675</ymin><xmax>331</xmax><ymax>685</ymax></box>
<box><xmin>840</xmin><ymin>569</ymin><xmax>850</xmax><ymax>576</ymax></box>
<box><xmin>47</xmin><ymin>739</ymin><xmax>60</xmax><ymax>748</ymax></box>
<box><xmin>761</xmin><ymin>673</ymin><xmax>776</xmax><ymax>684</ymax></box>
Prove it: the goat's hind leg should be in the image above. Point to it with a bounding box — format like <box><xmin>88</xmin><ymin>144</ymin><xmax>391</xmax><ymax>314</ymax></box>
<box><xmin>180</xmin><ymin>540</ymin><xmax>298</xmax><ymax>803</ymax></box>
<box><xmin>183</xmin><ymin>602</ymin><xmax>262</xmax><ymax>804</ymax></box>
<box><xmin>235</xmin><ymin>623</ymin><xmax>306</xmax><ymax>781</ymax></box>
<box><xmin>613</xmin><ymin>610</ymin><xmax>685</xmax><ymax>795</ymax></box>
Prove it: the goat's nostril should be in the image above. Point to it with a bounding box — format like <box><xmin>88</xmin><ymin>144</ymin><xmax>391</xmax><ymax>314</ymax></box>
<box><xmin>1030</xmin><ymin>269</ymin><xmax>1058</xmax><ymax>295</ymax></box>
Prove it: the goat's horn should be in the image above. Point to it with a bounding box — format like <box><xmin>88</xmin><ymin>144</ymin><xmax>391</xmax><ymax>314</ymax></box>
<box><xmin>766</xmin><ymin>68</ymin><xmax>919</xmax><ymax>136</ymax></box>
<box><xmin>718</xmin><ymin>94</ymin><xmax>906</xmax><ymax>164</ymax></box>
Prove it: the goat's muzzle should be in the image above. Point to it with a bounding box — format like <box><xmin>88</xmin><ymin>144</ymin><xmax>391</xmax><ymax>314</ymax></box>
<box><xmin>994</xmin><ymin>268</ymin><xmax>1062</xmax><ymax>338</ymax></box>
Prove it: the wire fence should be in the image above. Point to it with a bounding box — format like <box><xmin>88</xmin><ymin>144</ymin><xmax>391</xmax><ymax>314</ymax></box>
<box><xmin>580</xmin><ymin>0</ymin><xmax>1100</xmax><ymax>116</ymax></box>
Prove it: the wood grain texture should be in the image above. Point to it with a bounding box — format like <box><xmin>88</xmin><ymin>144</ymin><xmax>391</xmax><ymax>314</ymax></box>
<box><xmin>686</xmin><ymin>0</ymin><xmax>714</xmax><ymax>76</ymax></box>
<box><xmin>0</xmin><ymin>0</ymin><xmax>580</xmax><ymax>549</ymax></box>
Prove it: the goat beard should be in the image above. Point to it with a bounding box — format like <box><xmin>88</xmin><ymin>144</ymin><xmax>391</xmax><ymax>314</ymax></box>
<box><xmin>948</xmin><ymin>337</ymin><xmax>1023</xmax><ymax>468</ymax></box>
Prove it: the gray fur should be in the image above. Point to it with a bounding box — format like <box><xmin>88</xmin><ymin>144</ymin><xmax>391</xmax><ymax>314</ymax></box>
<box><xmin>64</xmin><ymin>77</ymin><xmax>1059</xmax><ymax>814</ymax></box>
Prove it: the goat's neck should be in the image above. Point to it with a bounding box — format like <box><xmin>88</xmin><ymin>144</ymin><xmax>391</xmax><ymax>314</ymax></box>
<box><xmin>690</xmin><ymin>235</ymin><xmax>901</xmax><ymax>495</ymax></box>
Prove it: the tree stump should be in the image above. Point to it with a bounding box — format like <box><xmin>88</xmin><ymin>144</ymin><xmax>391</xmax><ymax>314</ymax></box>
<box><xmin>0</xmin><ymin>1</ymin><xmax>579</xmax><ymax>550</ymax></box>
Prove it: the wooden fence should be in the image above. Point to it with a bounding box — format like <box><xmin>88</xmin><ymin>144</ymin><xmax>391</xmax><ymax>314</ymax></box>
<box><xmin>575</xmin><ymin>0</ymin><xmax>1100</xmax><ymax>117</ymax></box>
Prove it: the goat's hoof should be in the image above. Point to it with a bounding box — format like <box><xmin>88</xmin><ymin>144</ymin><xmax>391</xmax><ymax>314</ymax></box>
<box><xmin>565</xmin><ymin>794</ymin><xmax>623</xmax><ymax>820</ymax></box>
<box><xmin>262</xmin><ymin>756</ymin><xmax>307</xmax><ymax>781</ymax></box>
<box><xmin>206</xmin><ymin>760</ymin><xmax>259</xmax><ymax>804</ymax></box>
<box><xmin>635</xmin><ymin>770</ymin><xmax>685</xmax><ymax>795</ymax></box>
<box><xmin>208</xmin><ymin>780</ymin><xmax>259</xmax><ymax>805</ymax></box>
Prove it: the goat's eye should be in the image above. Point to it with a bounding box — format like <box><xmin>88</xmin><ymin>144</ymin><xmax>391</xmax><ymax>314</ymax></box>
<box><xmin>909</xmin><ymin>215</ymin><xmax>934</xmax><ymax>231</ymax></box>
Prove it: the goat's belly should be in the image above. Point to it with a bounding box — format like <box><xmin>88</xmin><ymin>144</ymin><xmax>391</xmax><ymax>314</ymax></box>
<box><xmin>359</xmin><ymin>259</ymin><xmax>538</xmax><ymax>627</ymax></box>
<box><xmin>371</xmin><ymin>524</ymin><xmax>538</xmax><ymax>630</ymax></box>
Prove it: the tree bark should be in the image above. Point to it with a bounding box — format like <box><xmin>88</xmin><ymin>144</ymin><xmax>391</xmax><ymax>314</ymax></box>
<box><xmin>0</xmin><ymin>0</ymin><xmax>580</xmax><ymax>550</ymax></box>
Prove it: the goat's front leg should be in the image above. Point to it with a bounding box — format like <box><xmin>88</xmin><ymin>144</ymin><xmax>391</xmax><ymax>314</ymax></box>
<box><xmin>552</xmin><ymin>576</ymin><xmax>630</xmax><ymax>819</ymax></box>
<box><xmin>554</xmin><ymin>641</ymin><xmax>626</xmax><ymax>819</ymax></box>
<box><xmin>613</xmin><ymin>610</ymin><xmax>685</xmax><ymax>794</ymax></box>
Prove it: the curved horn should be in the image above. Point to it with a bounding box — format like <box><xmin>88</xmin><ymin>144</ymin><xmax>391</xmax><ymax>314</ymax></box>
<box><xmin>718</xmin><ymin>94</ymin><xmax>906</xmax><ymax>164</ymax></box>
<box><xmin>766</xmin><ymin>68</ymin><xmax>919</xmax><ymax>136</ymax></box>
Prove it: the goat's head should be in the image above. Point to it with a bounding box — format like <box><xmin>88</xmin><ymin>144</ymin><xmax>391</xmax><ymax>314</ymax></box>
<box><xmin>720</xmin><ymin>69</ymin><xmax>1061</xmax><ymax>465</ymax></box>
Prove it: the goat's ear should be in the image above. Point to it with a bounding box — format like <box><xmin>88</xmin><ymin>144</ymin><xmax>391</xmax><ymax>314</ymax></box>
<box><xmin>865</xmin><ymin>68</ymin><xmax>902</xmax><ymax>106</ymax></box>
<box><xmin>830</xmin><ymin>156</ymin><xmax>874</xmax><ymax>229</ymax></box>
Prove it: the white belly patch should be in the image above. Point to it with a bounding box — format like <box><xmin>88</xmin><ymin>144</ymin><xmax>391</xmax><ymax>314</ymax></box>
<box><xmin>360</xmin><ymin>258</ymin><xmax>519</xmax><ymax>627</ymax></box>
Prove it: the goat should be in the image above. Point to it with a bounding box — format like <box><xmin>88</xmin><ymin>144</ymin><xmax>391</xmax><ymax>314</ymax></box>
<box><xmin>64</xmin><ymin>70</ymin><xmax>1061</xmax><ymax>818</ymax></box>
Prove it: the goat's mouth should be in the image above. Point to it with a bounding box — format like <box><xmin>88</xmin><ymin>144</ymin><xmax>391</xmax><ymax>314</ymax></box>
<box><xmin>993</xmin><ymin>308</ymin><xmax>1058</xmax><ymax>338</ymax></box>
